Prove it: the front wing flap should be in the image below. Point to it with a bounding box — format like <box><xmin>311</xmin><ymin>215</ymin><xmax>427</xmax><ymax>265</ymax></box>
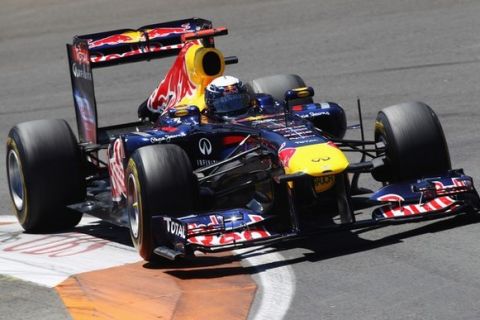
<box><xmin>370</xmin><ymin>171</ymin><xmax>480</xmax><ymax>221</ymax></box>
<box><xmin>152</xmin><ymin>208</ymin><xmax>295</xmax><ymax>255</ymax></box>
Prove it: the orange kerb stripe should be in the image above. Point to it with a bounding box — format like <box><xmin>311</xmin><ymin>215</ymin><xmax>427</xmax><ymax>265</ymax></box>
<box><xmin>56</xmin><ymin>252</ymin><xmax>256</xmax><ymax>320</ymax></box>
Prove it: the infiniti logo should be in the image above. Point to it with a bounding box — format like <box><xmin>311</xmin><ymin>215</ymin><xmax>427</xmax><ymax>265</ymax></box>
<box><xmin>198</xmin><ymin>138</ymin><xmax>212</xmax><ymax>155</ymax></box>
<box><xmin>312</xmin><ymin>157</ymin><xmax>330</xmax><ymax>162</ymax></box>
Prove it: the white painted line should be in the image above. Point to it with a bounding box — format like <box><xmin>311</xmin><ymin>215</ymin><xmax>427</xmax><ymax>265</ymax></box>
<box><xmin>0</xmin><ymin>216</ymin><xmax>141</xmax><ymax>287</ymax></box>
<box><xmin>235</xmin><ymin>247</ymin><xmax>295</xmax><ymax>320</ymax></box>
<box><xmin>0</xmin><ymin>215</ymin><xmax>17</xmax><ymax>223</ymax></box>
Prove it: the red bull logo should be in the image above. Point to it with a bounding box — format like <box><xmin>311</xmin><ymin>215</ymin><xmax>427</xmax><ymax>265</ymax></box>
<box><xmin>88</xmin><ymin>34</ymin><xmax>135</xmax><ymax>49</ymax></box>
<box><xmin>278</xmin><ymin>148</ymin><xmax>297</xmax><ymax>168</ymax></box>
<box><xmin>380</xmin><ymin>196</ymin><xmax>456</xmax><ymax>218</ymax></box>
<box><xmin>89</xmin><ymin>44</ymin><xmax>184</xmax><ymax>63</ymax></box>
<box><xmin>147</xmin><ymin>25</ymin><xmax>190</xmax><ymax>39</ymax></box>
<box><xmin>187</xmin><ymin>227</ymin><xmax>271</xmax><ymax>247</ymax></box>
<box><xmin>147</xmin><ymin>41</ymin><xmax>197</xmax><ymax>112</ymax></box>
<box><xmin>88</xmin><ymin>23</ymin><xmax>191</xmax><ymax>50</ymax></box>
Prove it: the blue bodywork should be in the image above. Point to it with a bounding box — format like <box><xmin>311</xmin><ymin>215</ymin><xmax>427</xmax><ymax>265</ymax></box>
<box><xmin>105</xmin><ymin>94</ymin><xmax>480</xmax><ymax>258</ymax></box>
<box><xmin>121</xmin><ymin>96</ymin><xmax>343</xmax><ymax>165</ymax></box>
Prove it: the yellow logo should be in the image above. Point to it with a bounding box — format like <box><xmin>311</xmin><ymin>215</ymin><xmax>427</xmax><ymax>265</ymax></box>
<box><xmin>313</xmin><ymin>175</ymin><xmax>335</xmax><ymax>193</ymax></box>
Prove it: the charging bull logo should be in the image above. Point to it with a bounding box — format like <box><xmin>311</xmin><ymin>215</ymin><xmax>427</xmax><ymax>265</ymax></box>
<box><xmin>89</xmin><ymin>34</ymin><xmax>136</xmax><ymax>49</ymax></box>
<box><xmin>147</xmin><ymin>41</ymin><xmax>197</xmax><ymax>113</ymax></box>
<box><xmin>147</xmin><ymin>24</ymin><xmax>191</xmax><ymax>39</ymax></box>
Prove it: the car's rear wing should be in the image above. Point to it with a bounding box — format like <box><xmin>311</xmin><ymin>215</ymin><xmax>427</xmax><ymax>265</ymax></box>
<box><xmin>73</xmin><ymin>17</ymin><xmax>213</xmax><ymax>69</ymax></box>
<box><xmin>66</xmin><ymin>17</ymin><xmax>231</xmax><ymax>144</ymax></box>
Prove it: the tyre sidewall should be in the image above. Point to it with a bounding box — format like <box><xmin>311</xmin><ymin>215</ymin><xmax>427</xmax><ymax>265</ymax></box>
<box><xmin>6</xmin><ymin>136</ymin><xmax>31</xmax><ymax>227</ymax></box>
<box><xmin>126</xmin><ymin>157</ymin><xmax>153</xmax><ymax>260</ymax></box>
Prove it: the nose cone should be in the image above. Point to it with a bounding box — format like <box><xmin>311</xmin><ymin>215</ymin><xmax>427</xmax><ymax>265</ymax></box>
<box><xmin>279</xmin><ymin>143</ymin><xmax>349</xmax><ymax>176</ymax></box>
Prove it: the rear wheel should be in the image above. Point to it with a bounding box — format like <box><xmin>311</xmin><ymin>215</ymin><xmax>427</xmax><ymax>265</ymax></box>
<box><xmin>373</xmin><ymin>102</ymin><xmax>451</xmax><ymax>183</ymax></box>
<box><xmin>247</xmin><ymin>74</ymin><xmax>313</xmax><ymax>105</ymax></box>
<box><xmin>6</xmin><ymin>119</ymin><xmax>85</xmax><ymax>232</ymax></box>
<box><xmin>126</xmin><ymin>144</ymin><xmax>197</xmax><ymax>261</ymax></box>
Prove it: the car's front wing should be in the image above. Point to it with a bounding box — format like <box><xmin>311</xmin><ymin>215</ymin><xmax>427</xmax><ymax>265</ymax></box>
<box><xmin>151</xmin><ymin>171</ymin><xmax>480</xmax><ymax>260</ymax></box>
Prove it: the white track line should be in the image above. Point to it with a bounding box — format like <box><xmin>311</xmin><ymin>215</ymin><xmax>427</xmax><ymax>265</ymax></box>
<box><xmin>235</xmin><ymin>247</ymin><xmax>295</xmax><ymax>320</ymax></box>
<box><xmin>0</xmin><ymin>216</ymin><xmax>140</xmax><ymax>287</ymax></box>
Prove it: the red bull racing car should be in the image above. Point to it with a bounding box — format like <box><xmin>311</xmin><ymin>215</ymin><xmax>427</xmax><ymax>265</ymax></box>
<box><xmin>6</xmin><ymin>18</ymin><xmax>480</xmax><ymax>261</ymax></box>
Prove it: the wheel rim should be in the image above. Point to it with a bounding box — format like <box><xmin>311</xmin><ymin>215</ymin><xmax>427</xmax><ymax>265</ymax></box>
<box><xmin>127</xmin><ymin>173</ymin><xmax>140</xmax><ymax>239</ymax></box>
<box><xmin>7</xmin><ymin>149</ymin><xmax>25</xmax><ymax>211</ymax></box>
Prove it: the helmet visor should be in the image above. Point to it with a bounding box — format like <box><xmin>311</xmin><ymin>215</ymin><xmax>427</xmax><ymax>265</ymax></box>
<box><xmin>212</xmin><ymin>93</ymin><xmax>250</xmax><ymax>115</ymax></box>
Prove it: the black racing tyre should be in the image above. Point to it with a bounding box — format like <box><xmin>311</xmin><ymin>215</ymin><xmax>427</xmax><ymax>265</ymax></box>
<box><xmin>373</xmin><ymin>102</ymin><xmax>451</xmax><ymax>183</ymax></box>
<box><xmin>6</xmin><ymin>119</ymin><xmax>85</xmax><ymax>232</ymax></box>
<box><xmin>126</xmin><ymin>144</ymin><xmax>197</xmax><ymax>261</ymax></box>
<box><xmin>247</xmin><ymin>74</ymin><xmax>313</xmax><ymax>105</ymax></box>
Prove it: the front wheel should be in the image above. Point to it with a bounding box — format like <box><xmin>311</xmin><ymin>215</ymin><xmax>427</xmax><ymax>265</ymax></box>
<box><xmin>373</xmin><ymin>102</ymin><xmax>451</xmax><ymax>183</ymax></box>
<box><xmin>125</xmin><ymin>144</ymin><xmax>197</xmax><ymax>261</ymax></box>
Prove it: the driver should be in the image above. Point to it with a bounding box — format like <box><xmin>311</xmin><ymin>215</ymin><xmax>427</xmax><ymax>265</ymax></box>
<box><xmin>204</xmin><ymin>75</ymin><xmax>251</xmax><ymax>120</ymax></box>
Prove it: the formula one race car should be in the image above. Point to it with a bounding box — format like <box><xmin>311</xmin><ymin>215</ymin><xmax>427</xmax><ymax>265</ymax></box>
<box><xmin>6</xmin><ymin>18</ymin><xmax>480</xmax><ymax>261</ymax></box>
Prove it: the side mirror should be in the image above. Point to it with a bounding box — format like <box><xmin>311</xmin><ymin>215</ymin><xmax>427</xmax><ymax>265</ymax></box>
<box><xmin>282</xmin><ymin>86</ymin><xmax>315</xmax><ymax>126</ymax></box>
<box><xmin>168</xmin><ymin>105</ymin><xmax>201</xmax><ymax>123</ymax></box>
<box><xmin>284</xmin><ymin>86</ymin><xmax>315</xmax><ymax>105</ymax></box>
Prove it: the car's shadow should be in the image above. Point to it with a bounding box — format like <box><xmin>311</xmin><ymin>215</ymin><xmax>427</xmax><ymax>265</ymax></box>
<box><xmin>74</xmin><ymin>213</ymin><xmax>480</xmax><ymax>280</ymax></box>
<box><xmin>74</xmin><ymin>219</ymin><xmax>133</xmax><ymax>246</ymax></box>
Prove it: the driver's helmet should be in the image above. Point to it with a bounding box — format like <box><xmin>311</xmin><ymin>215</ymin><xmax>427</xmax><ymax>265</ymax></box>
<box><xmin>205</xmin><ymin>76</ymin><xmax>250</xmax><ymax>117</ymax></box>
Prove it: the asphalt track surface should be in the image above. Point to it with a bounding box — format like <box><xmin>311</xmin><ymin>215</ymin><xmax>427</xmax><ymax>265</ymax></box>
<box><xmin>2</xmin><ymin>0</ymin><xmax>480</xmax><ymax>319</ymax></box>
